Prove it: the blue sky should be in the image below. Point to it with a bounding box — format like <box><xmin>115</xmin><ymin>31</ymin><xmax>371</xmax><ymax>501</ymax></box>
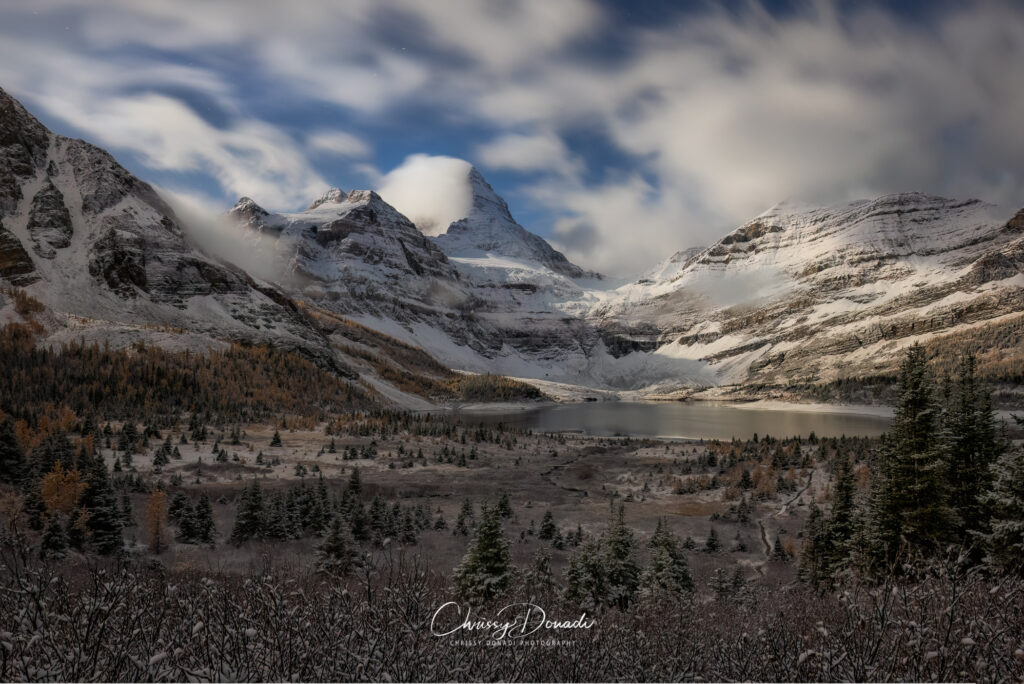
<box><xmin>1</xmin><ymin>0</ymin><xmax>1022</xmax><ymax>275</ymax></box>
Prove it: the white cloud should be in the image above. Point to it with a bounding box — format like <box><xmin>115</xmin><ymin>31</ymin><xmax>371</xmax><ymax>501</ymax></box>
<box><xmin>0</xmin><ymin>37</ymin><xmax>326</xmax><ymax>209</ymax></box>
<box><xmin>3</xmin><ymin>1</ymin><xmax>1024</xmax><ymax>277</ymax></box>
<box><xmin>308</xmin><ymin>130</ymin><xmax>373</xmax><ymax>159</ymax></box>
<box><xmin>161</xmin><ymin>188</ymin><xmax>290</xmax><ymax>286</ymax></box>
<box><xmin>476</xmin><ymin>131</ymin><xmax>582</xmax><ymax>178</ymax></box>
<box><xmin>469</xmin><ymin>3</ymin><xmax>1024</xmax><ymax>275</ymax></box>
<box><xmin>376</xmin><ymin>154</ymin><xmax>473</xmax><ymax>236</ymax></box>
<box><xmin>529</xmin><ymin>174</ymin><xmax>702</xmax><ymax>277</ymax></box>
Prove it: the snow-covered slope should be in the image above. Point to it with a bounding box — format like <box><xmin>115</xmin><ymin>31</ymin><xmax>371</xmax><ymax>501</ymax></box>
<box><xmin>5</xmin><ymin>86</ymin><xmax>1021</xmax><ymax>402</ymax></box>
<box><xmin>224</xmin><ymin>171</ymin><xmax>648</xmax><ymax>387</ymax></box>
<box><xmin>434</xmin><ymin>167</ymin><xmax>598</xmax><ymax>279</ymax></box>
<box><xmin>594</xmin><ymin>193</ymin><xmax>1024</xmax><ymax>395</ymax></box>
<box><xmin>0</xmin><ymin>87</ymin><xmax>325</xmax><ymax>357</ymax></box>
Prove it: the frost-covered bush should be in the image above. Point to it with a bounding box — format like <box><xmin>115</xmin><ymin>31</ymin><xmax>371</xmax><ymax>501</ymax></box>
<box><xmin>0</xmin><ymin>535</ymin><xmax>1021</xmax><ymax>682</ymax></box>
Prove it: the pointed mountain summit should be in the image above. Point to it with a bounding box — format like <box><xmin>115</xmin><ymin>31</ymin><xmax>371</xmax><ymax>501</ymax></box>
<box><xmin>433</xmin><ymin>167</ymin><xmax>598</xmax><ymax>279</ymax></box>
<box><xmin>306</xmin><ymin>187</ymin><xmax>346</xmax><ymax>211</ymax></box>
<box><xmin>226</xmin><ymin>185</ymin><xmax>460</xmax><ymax>327</ymax></box>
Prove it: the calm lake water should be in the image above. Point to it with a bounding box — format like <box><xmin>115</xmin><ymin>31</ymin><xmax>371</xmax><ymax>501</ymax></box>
<box><xmin>451</xmin><ymin>401</ymin><xmax>891</xmax><ymax>440</ymax></box>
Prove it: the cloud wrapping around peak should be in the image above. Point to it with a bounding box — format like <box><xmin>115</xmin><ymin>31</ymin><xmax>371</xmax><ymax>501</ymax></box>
<box><xmin>376</xmin><ymin>154</ymin><xmax>473</xmax><ymax>236</ymax></box>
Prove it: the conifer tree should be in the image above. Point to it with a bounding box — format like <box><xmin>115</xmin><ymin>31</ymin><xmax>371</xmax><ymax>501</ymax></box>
<box><xmin>944</xmin><ymin>354</ymin><xmax>1004</xmax><ymax>542</ymax></box>
<box><xmin>539</xmin><ymin>510</ymin><xmax>557</xmax><ymax>540</ymax></box>
<box><xmin>453</xmin><ymin>499</ymin><xmax>474</xmax><ymax>536</ymax></box>
<box><xmin>981</xmin><ymin>442</ymin><xmax>1024</xmax><ymax>575</ymax></box>
<box><xmin>80</xmin><ymin>457</ymin><xmax>123</xmax><ymax>555</ymax></box>
<box><xmin>317</xmin><ymin>516</ymin><xmax>361</xmax><ymax>577</ymax></box>
<box><xmin>799</xmin><ymin>504</ymin><xmax>827</xmax><ymax>584</ymax></box>
<box><xmin>497</xmin><ymin>491</ymin><xmax>513</xmax><ymax>518</ymax></box>
<box><xmin>704</xmin><ymin>527</ymin><xmax>721</xmax><ymax>553</ymax></box>
<box><xmin>0</xmin><ymin>418</ymin><xmax>25</xmax><ymax>484</ymax></box>
<box><xmin>169</xmin><ymin>493</ymin><xmax>190</xmax><ymax>524</ymax></box>
<box><xmin>641</xmin><ymin>518</ymin><xmax>693</xmax><ymax>596</ymax></box>
<box><xmin>602</xmin><ymin>503</ymin><xmax>640</xmax><ymax>609</ymax></box>
<box><xmin>564</xmin><ymin>535</ymin><xmax>607</xmax><ymax>609</ymax></box>
<box><xmin>230</xmin><ymin>481</ymin><xmax>265</xmax><ymax>544</ymax></box>
<box><xmin>346</xmin><ymin>467</ymin><xmax>361</xmax><ymax>498</ymax></box>
<box><xmin>524</xmin><ymin>549</ymin><xmax>557</xmax><ymax>593</ymax></box>
<box><xmin>270</xmin><ymin>430</ymin><xmax>282</xmax><ymax>447</ymax></box>
<box><xmin>264</xmin><ymin>493</ymin><xmax>293</xmax><ymax>540</ymax></box>
<box><xmin>864</xmin><ymin>345</ymin><xmax>956</xmax><ymax>562</ymax></box>
<box><xmin>400</xmin><ymin>508</ymin><xmax>418</xmax><ymax>545</ymax></box>
<box><xmin>118</xmin><ymin>422</ymin><xmax>138</xmax><ymax>455</ymax></box>
<box><xmin>453</xmin><ymin>505</ymin><xmax>514</xmax><ymax>604</ymax></box>
<box><xmin>828</xmin><ymin>455</ymin><xmax>857</xmax><ymax>550</ymax></box>
<box><xmin>772</xmin><ymin>534</ymin><xmax>790</xmax><ymax>561</ymax></box>
<box><xmin>41</xmin><ymin>513</ymin><xmax>69</xmax><ymax>557</ymax></box>
<box><xmin>119</xmin><ymin>491</ymin><xmax>133</xmax><ymax>526</ymax></box>
<box><xmin>804</xmin><ymin>455</ymin><xmax>858</xmax><ymax>583</ymax></box>
<box><xmin>193</xmin><ymin>493</ymin><xmax>216</xmax><ymax>545</ymax></box>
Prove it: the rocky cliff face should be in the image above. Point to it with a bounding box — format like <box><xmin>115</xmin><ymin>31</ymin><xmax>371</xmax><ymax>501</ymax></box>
<box><xmin>226</xmin><ymin>180</ymin><xmax>606</xmax><ymax>374</ymax></box>
<box><xmin>0</xmin><ymin>87</ymin><xmax>325</xmax><ymax>357</ymax></box>
<box><xmin>433</xmin><ymin>167</ymin><xmax>597</xmax><ymax>279</ymax></box>
<box><xmin>4</xmin><ymin>86</ymin><xmax>1021</xmax><ymax>402</ymax></box>
<box><xmin>595</xmin><ymin>193</ymin><xmax>1024</xmax><ymax>395</ymax></box>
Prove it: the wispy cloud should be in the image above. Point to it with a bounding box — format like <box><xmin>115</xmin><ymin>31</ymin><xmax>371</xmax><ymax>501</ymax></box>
<box><xmin>1</xmin><ymin>1</ymin><xmax>1023</xmax><ymax>276</ymax></box>
<box><xmin>477</xmin><ymin>131</ymin><xmax>582</xmax><ymax>178</ymax></box>
<box><xmin>307</xmin><ymin>131</ymin><xmax>373</xmax><ymax>160</ymax></box>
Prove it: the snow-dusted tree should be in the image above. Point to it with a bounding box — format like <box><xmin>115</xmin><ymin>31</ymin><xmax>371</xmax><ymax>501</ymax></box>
<box><xmin>453</xmin><ymin>498</ymin><xmax>474</xmax><ymax>536</ymax></box>
<box><xmin>118</xmin><ymin>421</ymin><xmax>139</xmax><ymax>455</ymax></box>
<box><xmin>230</xmin><ymin>480</ymin><xmax>265</xmax><ymax>545</ymax></box>
<box><xmin>192</xmin><ymin>493</ymin><xmax>216</xmax><ymax>545</ymax></box>
<box><xmin>943</xmin><ymin>354</ymin><xmax>1006</xmax><ymax>543</ymax></box>
<box><xmin>641</xmin><ymin>518</ymin><xmax>693</xmax><ymax>596</ymax></box>
<box><xmin>497</xmin><ymin>491</ymin><xmax>513</xmax><ymax>518</ymax></box>
<box><xmin>981</xmin><ymin>441</ymin><xmax>1024</xmax><ymax>576</ymax></box>
<box><xmin>771</xmin><ymin>534</ymin><xmax>790</xmax><ymax>562</ymax></box>
<box><xmin>317</xmin><ymin>516</ymin><xmax>362</xmax><ymax>577</ymax></box>
<box><xmin>603</xmin><ymin>503</ymin><xmax>640</xmax><ymax>609</ymax></box>
<box><xmin>564</xmin><ymin>535</ymin><xmax>607</xmax><ymax>609</ymax></box>
<box><xmin>453</xmin><ymin>505</ymin><xmax>514</xmax><ymax>604</ymax></box>
<box><xmin>524</xmin><ymin>549</ymin><xmax>557</xmax><ymax>593</ymax></box>
<box><xmin>864</xmin><ymin>345</ymin><xmax>955</xmax><ymax>564</ymax></box>
<box><xmin>538</xmin><ymin>510</ymin><xmax>557</xmax><ymax>540</ymax></box>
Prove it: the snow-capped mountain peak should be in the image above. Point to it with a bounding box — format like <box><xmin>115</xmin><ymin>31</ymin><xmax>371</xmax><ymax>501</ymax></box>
<box><xmin>432</xmin><ymin>166</ymin><xmax>598</xmax><ymax>279</ymax></box>
<box><xmin>306</xmin><ymin>187</ymin><xmax>346</xmax><ymax>211</ymax></box>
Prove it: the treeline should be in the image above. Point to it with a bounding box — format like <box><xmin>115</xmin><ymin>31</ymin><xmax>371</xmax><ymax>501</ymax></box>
<box><xmin>447</xmin><ymin>373</ymin><xmax>544</xmax><ymax>402</ymax></box>
<box><xmin>0</xmin><ymin>321</ymin><xmax>374</xmax><ymax>423</ymax></box>
<box><xmin>225</xmin><ymin>471</ymin><xmax>435</xmax><ymax>554</ymax></box>
<box><xmin>801</xmin><ymin>347</ymin><xmax>1024</xmax><ymax>586</ymax></box>
<box><xmin>324</xmin><ymin>409</ymin><xmax>526</xmax><ymax>443</ymax></box>
<box><xmin>369</xmin><ymin>357</ymin><xmax>544</xmax><ymax>403</ymax></box>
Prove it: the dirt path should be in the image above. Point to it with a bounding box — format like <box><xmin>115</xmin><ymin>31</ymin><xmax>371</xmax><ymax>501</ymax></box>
<box><xmin>540</xmin><ymin>454</ymin><xmax>588</xmax><ymax>498</ymax></box>
<box><xmin>777</xmin><ymin>471</ymin><xmax>815</xmax><ymax>515</ymax></box>
<box><xmin>758</xmin><ymin>520</ymin><xmax>772</xmax><ymax>557</ymax></box>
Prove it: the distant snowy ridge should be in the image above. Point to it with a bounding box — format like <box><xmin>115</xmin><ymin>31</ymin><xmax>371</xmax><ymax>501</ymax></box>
<box><xmin>2</xmin><ymin>86</ymin><xmax>1022</xmax><ymax>403</ymax></box>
